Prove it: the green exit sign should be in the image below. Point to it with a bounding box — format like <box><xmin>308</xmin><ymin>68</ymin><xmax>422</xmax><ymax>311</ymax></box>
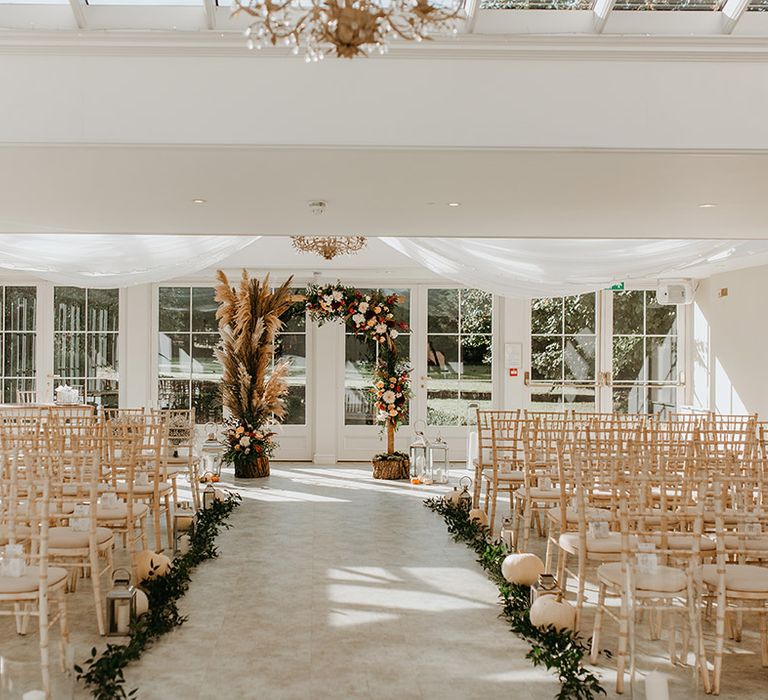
<box><xmin>608</xmin><ymin>282</ymin><xmax>625</xmax><ymax>291</ymax></box>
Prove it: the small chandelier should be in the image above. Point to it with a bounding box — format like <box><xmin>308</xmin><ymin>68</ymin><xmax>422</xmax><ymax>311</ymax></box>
<box><xmin>291</xmin><ymin>236</ymin><xmax>367</xmax><ymax>260</ymax></box>
<box><xmin>232</xmin><ymin>0</ymin><xmax>465</xmax><ymax>62</ymax></box>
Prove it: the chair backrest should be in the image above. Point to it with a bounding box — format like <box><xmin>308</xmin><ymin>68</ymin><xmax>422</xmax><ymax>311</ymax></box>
<box><xmin>489</xmin><ymin>415</ymin><xmax>524</xmax><ymax>476</ymax></box>
<box><xmin>476</xmin><ymin>408</ymin><xmax>520</xmax><ymax>468</ymax></box>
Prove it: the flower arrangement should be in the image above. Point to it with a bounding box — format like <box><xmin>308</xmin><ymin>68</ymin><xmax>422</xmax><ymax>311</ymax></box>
<box><xmin>221</xmin><ymin>418</ymin><xmax>277</xmax><ymax>471</ymax></box>
<box><xmin>305</xmin><ymin>283</ymin><xmax>409</xmax><ymax>346</ymax></box>
<box><xmin>371</xmin><ymin>362</ymin><xmax>411</xmax><ymax>429</ymax></box>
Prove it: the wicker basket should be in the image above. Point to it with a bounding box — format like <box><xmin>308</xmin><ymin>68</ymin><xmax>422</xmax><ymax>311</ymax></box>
<box><xmin>371</xmin><ymin>456</ymin><xmax>410</xmax><ymax>481</ymax></box>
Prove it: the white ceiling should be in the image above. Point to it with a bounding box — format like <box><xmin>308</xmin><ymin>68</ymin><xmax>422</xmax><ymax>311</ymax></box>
<box><xmin>2</xmin><ymin>145</ymin><xmax>767</xmax><ymax>239</ymax></box>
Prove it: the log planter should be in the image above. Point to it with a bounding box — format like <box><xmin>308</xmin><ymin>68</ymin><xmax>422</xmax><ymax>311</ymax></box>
<box><xmin>234</xmin><ymin>455</ymin><xmax>270</xmax><ymax>479</ymax></box>
<box><xmin>372</xmin><ymin>454</ymin><xmax>410</xmax><ymax>481</ymax></box>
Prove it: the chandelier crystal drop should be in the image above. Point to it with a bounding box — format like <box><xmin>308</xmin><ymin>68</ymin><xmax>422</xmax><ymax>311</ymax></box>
<box><xmin>291</xmin><ymin>236</ymin><xmax>368</xmax><ymax>260</ymax></box>
<box><xmin>232</xmin><ymin>0</ymin><xmax>465</xmax><ymax>61</ymax></box>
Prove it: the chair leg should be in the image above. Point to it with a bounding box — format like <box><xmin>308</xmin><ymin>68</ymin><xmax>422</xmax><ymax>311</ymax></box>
<box><xmin>574</xmin><ymin>556</ymin><xmax>586</xmax><ymax>631</ymax></box>
<box><xmin>616</xmin><ymin>590</ymin><xmax>630</xmax><ymax>694</ymax></box>
<box><xmin>164</xmin><ymin>494</ymin><xmax>174</xmax><ymax>550</ymax></box>
<box><xmin>488</xmin><ymin>484</ymin><xmax>498</xmax><ymax>536</ymax></box>
<box><xmin>590</xmin><ymin>582</ymin><xmax>606</xmax><ymax>664</ymax></box>
<box><xmin>153</xmin><ymin>497</ymin><xmax>162</xmax><ymax>553</ymax></box>
<box><xmin>90</xmin><ymin>549</ymin><xmax>106</xmax><ymax>636</ymax></box>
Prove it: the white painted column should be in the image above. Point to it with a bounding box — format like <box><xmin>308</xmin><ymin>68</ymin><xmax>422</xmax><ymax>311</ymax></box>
<box><xmin>312</xmin><ymin>320</ymin><xmax>339</xmax><ymax>464</ymax></box>
<box><xmin>500</xmin><ymin>296</ymin><xmax>527</xmax><ymax>410</ymax></box>
<box><xmin>121</xmin><ymin>284</ymin><xmax>153</xmax><ymax>409</ymax></box>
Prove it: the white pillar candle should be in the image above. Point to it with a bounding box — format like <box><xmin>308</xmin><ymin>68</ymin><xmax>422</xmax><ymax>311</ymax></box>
<box><xmin>178</xmin><ymin>534</ymin><xmax>191</xmax><ymax>555</ymax></box>
<box><xmin>116</xmin><ymin>602</ymin><xmax>130</xmax><ymax>634</ymax></box>
<box><xmin>645</xmin><ymin>671</ymin><xmax>670</xmax><ymax>700</ymax></box>
<box><xmin>23</xmin><ymin>691</ymin><xmax>46</xmax><ymax>700</ymax></box>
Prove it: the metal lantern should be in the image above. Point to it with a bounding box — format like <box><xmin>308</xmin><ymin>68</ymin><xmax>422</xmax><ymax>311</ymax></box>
<box><xmin>530</xmin><ymin>573</ymin><xmax>560</xmax><ymax>606</ymax></box>
<box><xmin>203</xmin><ymin>483</ymin><xmax>216</xmax><ymax>510</ymax></box>
<box><xmin>500</xmin><ymin>517</ymin><xmax>515</xmax><ymax>552</ymax></box>
<box><xmin>458</xmin><ymin>475</ymin><xmax>473</xmax><ymax>510</ymax></box>
<box><xmin>428</xmin><ymin>434</ymin><xmax>449</xmax><ymax>485</ymax></box>
<box><xmin>465</xmin><ymin>402</ymin><xmax>479</xmax><ymax>472</ymax></box>
<box><xmin>200</xmin><ymin>422</ymin><xmax>225</xmax><ymax>478</ymax></box>
<box><xmin>409</xmin><ymin>419</ymin><xmax>429</xmax><ymax>482</ymax></box>
<box><xmin>172</xmin><ymin>502</ymin><xmax>195</xmax><ymax>554</ymax></box>
<box><xmin>106</xmin><ymin>568</ymin><xmax>137</xmax><ymax>636</ymax></box>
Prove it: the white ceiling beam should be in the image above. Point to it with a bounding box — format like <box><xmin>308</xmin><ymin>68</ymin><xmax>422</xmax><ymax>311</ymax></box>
<box><xmin>721</xmin><ymin>0</ymin><xmax>751</xmax><ymax>34</ymax></box>
<box><xmin>67</xmin><ymin>0</ymin><xmax>87</xmax><ymax>29</ymax></box>
<box><xmin>464</xmin><ymin>0</ymin><xmax>480</xmax><ymax>33</ymax></box>
<box><xmin>593</xmin><ymin>0</ymin><xmax>617</xmax><ymax>33</ymax></box>
<box><xmin>203</xmin><ymin>0</ymin><xmax>216</xmax><ymax>30</ymax></box>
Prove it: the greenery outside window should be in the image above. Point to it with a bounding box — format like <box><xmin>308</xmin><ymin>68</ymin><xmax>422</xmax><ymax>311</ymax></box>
<box><xmin>1</xmin><ymin>287</ymin><xmax>36</xmax><ymax>403</ymax></box>
<box><xmin>427</xmin><ymin>288</ymin><xmax>492</xmax><ymax>426</ymax></box>
<box><xmin>54</xmin><ymin>287</ymin><xmax>118</xmax><ymax>407</ymax></box>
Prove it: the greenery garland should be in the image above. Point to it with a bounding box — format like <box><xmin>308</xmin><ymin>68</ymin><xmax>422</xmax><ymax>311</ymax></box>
<box><xmin>75</xmin><ymin>494</ymin><xmax>242</xmax><ymax>699</ymax></box>
<box><xmin>424</xmin><ymin>498</ymin><xmax>607</xmax><ymax>700</ymax></box>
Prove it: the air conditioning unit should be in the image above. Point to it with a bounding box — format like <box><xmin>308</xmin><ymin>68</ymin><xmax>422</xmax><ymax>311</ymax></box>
<box><xmin>655</xmin><ymin>281</ymin><xmax>694</xmax><ymax>306</ymax></box>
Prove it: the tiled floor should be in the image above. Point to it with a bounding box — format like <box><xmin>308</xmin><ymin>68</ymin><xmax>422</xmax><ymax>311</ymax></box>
<box><xmin>3</xmin><ymin>463</ymin><xmax>768</xmax><ymax>698</ymax></box>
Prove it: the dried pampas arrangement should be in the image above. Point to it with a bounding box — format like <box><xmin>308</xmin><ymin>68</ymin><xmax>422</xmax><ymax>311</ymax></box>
<box><xmin>214</xmin><ymin>270</ymin><xmax>294</xmax><ymax>477</ymax></box>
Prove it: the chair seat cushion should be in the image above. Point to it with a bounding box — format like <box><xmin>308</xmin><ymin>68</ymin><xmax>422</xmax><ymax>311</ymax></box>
<box><xmin>48</xmin><ymin>526</ymin><xmax>113</xmax><ymax>549</ymax></box>
<box><xmin>63</xmin><ymin>483</ymin><xmax>110</xmax><ymax>496</ymax></box>
<box><xmin>702</xmin><ymin>563</ymin><xmax>768</xmax><ymax>593</ymax></box>
<box><xmin>723</xmin><ymin>534</ymin><xmax>768</xmax><ymax>551</ymax></box>
<box><xmin>97</xmin><ymin>502</ymin><xmax>149</xmax><ymax>521</ymax></box>
<box><xmin>115</xmin><ymin>481</ymin><xmax>172</xmax><ymax>495</ymax></box>
<box><xmin>598</xmin><ymin>561</ymin><xmax>687</xmax><ymax>593</ymax></box>
<box><xmin>515</xmin><ymin>486</ymin><xmax>561</xmax><ymax>499</ymax></box>
<box><xmin>559</xmin><ymin>531</ymin><xmax>633</xmax><ymax>555</ymax></box>
<box><xmin>0</xmin><ymin>565</ymin><xmax>68</xmax><ymax>594</ymax></box>
<box><xmin>482</xmin><ymin>468</ymin><xmax>524</xmax><ymax>482</ymax></box>
<box><xmin>649</xmin><ymin>534</ymin><xmax>716</xmax><ymax>551</ymax></box>
<box><xmin>0</xmin><ymin>525</ymin><xmax>31</xmax><ymax>545</ymax></box>
<box><xmin>548</xmin><ymin>506</ymin><xmax>611</xmax><ymax>524</ymax></box>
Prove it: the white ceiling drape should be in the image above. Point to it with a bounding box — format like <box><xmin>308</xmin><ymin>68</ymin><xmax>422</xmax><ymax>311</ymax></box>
<box><xmin>0</xmin><ymin>235</ymin><xmax>258</xmax><ymax>287</ymax></box>
<box><xmin>381</xmin><ymin>238</ymin><xmax>768</xmax><ymax>298</ymax></box>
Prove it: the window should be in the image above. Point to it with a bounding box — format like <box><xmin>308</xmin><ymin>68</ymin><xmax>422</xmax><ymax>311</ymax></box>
<box><xmin>530</xmin><ymin>294</ymin><xmax>597</xmax><ymax>412</ymax></box>
<box><xmin>54</xmin><ymin>287</ymin><xmax>118</xmax><ymax>407</ymax></box>
<box><xmin>1</xmin><ymin>287</ymin><xmax>36</xmax><ymax>403</ymax></box>
<box><xmin>157</xmin><ymin>287</ymin><xmax>222</xmax><ymax>422</ymax></box>
<box><xmin>344</xmin><ymin>289</ymin><xmax>411</xmax><ymax>426</ymax></box>
<box><xmin>275</xmin><ymin>292</ymin><xmax>308</xmax><ymax>425</ymax></box>
<box><xmin>612</xmin><ymin>290</ymin><xmax>678</xmax><ymax>414</ymax></box>
<box><xmin>427</xmin><ymin>288</ymin><xmax>492</xmax><ymax>426</ymax></box>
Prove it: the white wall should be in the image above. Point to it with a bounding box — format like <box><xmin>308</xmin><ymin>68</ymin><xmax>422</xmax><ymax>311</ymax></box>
<box><xmin>692</xmin><ymin>264</ymin><xmax>768</xmax><ymax>416</ymax></box>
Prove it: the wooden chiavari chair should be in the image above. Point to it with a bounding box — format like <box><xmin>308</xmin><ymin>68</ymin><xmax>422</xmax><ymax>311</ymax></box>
<box><xmin>0</xmin><ymin>453</ymin><xmax>70</xmax><ymax>699</ymax></box>
<box><xmin>482</xmin><ymin>411</ymin><xmax>524</xmax><ymax>534</ymax></box>
<box><xmin>152</xmin><ymin>408</ymin><xmax>201</xmax><ymax>510</ymax></box>
<box><xmin>472</xmin><ymin>408</ymin><xmax>520</xmax><ymax>507</ymax></box>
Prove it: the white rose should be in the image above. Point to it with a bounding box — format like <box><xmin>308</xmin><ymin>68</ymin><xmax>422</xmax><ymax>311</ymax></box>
<box><xmin>323</xmin><ymin>294</ymin><xmax>333</xmax><ymax>303</ymax></box>
<box><xmin>374</xmin><ymin>323</ymin><xmax>387</xmax><ymax>334</ymax></box>
<box><xmin>382</xmin><ymin>390</ymin><xmax>396</xmax><ymax>404</ymax></box>
<box><xmin>352</xmin><ymin>313</ymin><xmax>366</xmax><ymax>325</ymax></box>
<box><xmin>239</xmin><ymin>436</ymin><xmax>250</xmax><ymax>447</ymax></box>
<box><xmin>390</xmin><ymin>329</ymin><xmax>399</xmax><ymax>339</ymax></box>
<box><xmin>358</xmin><ymin>302</ymin><xmax>369</xmax><ymax>313</ymax></box>
<box><xmin>332</xmin><ymin>290</ymin><xmax>344</xmax><ymax>301</ymax></box>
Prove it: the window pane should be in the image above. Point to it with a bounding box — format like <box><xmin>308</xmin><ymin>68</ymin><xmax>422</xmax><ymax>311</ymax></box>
<box><xmin>612</xmin><ymin>336</ymin><xmax>643</xmax><ymax>382</ymax></box>
<box><xmin>427</xmin><ymin>289</ymin><xmax>459</xmax><ymax>333</ymax></box>
<box><xmin>345</xmin><ymin>335</ymin><xmax>375</xmax><ymax>426</ymax></box>
<box><xmin>564</xmin><ymin>386</ymin><xmax>596</xmax><ymax>413</ymax></box>
<box><xmin>428</xmin><ymin>335</ymin><xmax>458</xmax><ymax>378</ymax></box>
<box><xmin>4</xmin><ymin>378</ymin><xmax>35</xmax><ymax>404</ymax></box>
<box><xmin>282</xmin><ymin>290</ymin><xmax>307</xmax><ymax>333</ymax></box>
<box><xmin>54</xmin><ymin>333</ymin><xmax>85</xmax><ymax>377</ymax></box>
<box><xmin>613</xmin><ymin>290</ymin><xmax>644</xmax><ymax>335</ymax></box>
<box><xmin>88</xmin><ymin>333</ymin><xmax>118</xmax><ymax>379</ymax></box>
<box><xmin>87</xmin><ymin>289</ymin><xmax>119</xmax><ymax>333</ymax></box>
<box><xmin>284</xmin><ymin>384</ymin><xmax>306</xmax><ymax>425</ymax></box>
<box><xmin>54</xmin><ymin>287</ymin><xmax>86</xmax><ymax>332</ymax></box>
<box><xmin>460</xmin><ymin>289</ymin><xmax>492</xmax><ymax>335</ymax></box>
<box><xmin>191</xmin><ymin>334</ymin><xmax>221</xmax><ymax>377</ymax></box>
<box><xmin>531</xmin><ymin>389</ymin><xmax>563</xmax><ymax>412</ymax></box>
<box><xmin>191</xmin><ymin>287</ymin><xmax>218</xmax><ymax>332</ymax></box>
<box><xmin>191</xmin><ymin>380</ymin><xmax>222</xmax><ymax>423</ymax></box>
<box><xmin>87</xmin><ymin>379</ymin><xmax>119</xmax><ymax>408</ymax></box>
<box><xmin>159</xmin><ymin>287</ymin><xmax>190</xmax><ymax>332</ymax></box>
<box><xmin>564</xmin><ymin>335</ymin><xmax>595</xmax><ymax>381</ymax></box>
<box><xmin>613</xmin><ymin>387</ymin><xmax>645</xmax><ymax>414</ymax></box>
<box><xmin>646</xmin><ymin>295</ymin><xmax>677</xmax><ymax>336</ymax></box>
<box><xmin>275</xmin><ymin>334</ymin><xmax>306</xmax><ymax>378</ymax></box>
<box><xmin>158</xmin><ymin>333</ymin><xmax>191</xmax><ymax>378</ymax></box>
<box><xmin>427</xmin><ymin>389</ymin><xmax>459</xmax><ymax>426</ymax></box>
<box><xmin>564</xmin><ymin>293</ymin><xmax>595</xmax><ymax>335</ymax></box>
<box><xmin>648</xmin><ymin>387</ymin><xmax>676</xmax><ymax>416</ymax></box>
<box><xmin>646</xmin><ymin>336</ymin><xmax>677</xmax><ymax>383</ymax></box>
<box><xmin>4</xmin><ymin>333</ymin><xmax>35</xmax><ymax>377</ymax></box>
<box><xmin>382</xmin><ymin>288</ymin><xmax>410</xmax><ymax>326</ymax></box>
<box><xmin>531</xmin><ymin>297</ymin><xmax>562</xmax><ymax>335</ymax></box>
<box><xmin>461</xmin><ymin>335</ymin><xmax>491</xmax><ymax>380</ymax></box>
<box><xmin>531</xmin><ymin>336</ymin><xmax>563</xmax><ymax>381</ymax></box>
<box><xmin>5</xmin><ymin>287</ymin><xmax>36</xmax><ymax>332</ymax></box>
<box><xmin>158</xmin><ymin>379</ymin><xmax>190</xmax><ymax>411</ymax></box>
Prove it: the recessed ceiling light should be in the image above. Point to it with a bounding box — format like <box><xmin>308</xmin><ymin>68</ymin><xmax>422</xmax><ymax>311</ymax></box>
<box><xmin>447</xmin><ymin>202</ymin><xmax>461</xmax><ymax>207</ymax></box>
<box><xmin>698</xmin><ymin>203</ymin><xmax>717</xmax><ymax>209</ymax></box>
<box><xmin>192</xmin><ymin>198</ymin><xmax>207</xmax><ymax>205</ymax></box>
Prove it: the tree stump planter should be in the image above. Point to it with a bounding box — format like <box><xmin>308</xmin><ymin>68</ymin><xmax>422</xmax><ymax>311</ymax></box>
<box><xmin>372</xmin><ymin>455</ymin><xmax>410</xmax><ymax>481</ymax></box>
<box><xmin>234</xmin><ymin>455</ymin><xmax>270</xmax><ymax>479</ymax></box>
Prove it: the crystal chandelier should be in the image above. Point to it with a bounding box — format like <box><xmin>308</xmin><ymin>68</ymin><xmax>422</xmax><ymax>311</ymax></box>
<box><xmin>291</xmin><ymin>236</ymin><xmax>367</xmax><ymax>260</ymax></box>
<box><xmin>232</xmin><ymin>0</ymin><xmax>465</xmax><ymax>61</ymax></box>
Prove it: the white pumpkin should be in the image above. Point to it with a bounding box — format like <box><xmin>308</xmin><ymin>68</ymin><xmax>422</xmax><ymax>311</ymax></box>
<box><xmin>214</xmin><ymin>488</ymin><xmax>229</xmax><ymax>502</ymax></box>
<box><xmin>135</xmin><ymin>589</ymin><xmax>149</xmax><ymax>617</ymax></box>
<box><xmin>175</xmin><ymin>514</ymin><xmax>194</xmax><ymax>532</ymax></box>
<box><xmin>133</xmin><ymin>550</ymin><xmax>171</xmax><ymax>582</ymax></box>
<box><xmin>501</xmin><ymin>553</ymin><xmax>545</xmax><ymax>586</ymax></box>
<box><xmin>468</xmin><ymin>508</ymin><xmax>488</xmax><ymax>526</ymax></box>
<box><xmin>529</xmin><ymin>596</ymin><xmax>575</xmax><ymax>631</ymax></box>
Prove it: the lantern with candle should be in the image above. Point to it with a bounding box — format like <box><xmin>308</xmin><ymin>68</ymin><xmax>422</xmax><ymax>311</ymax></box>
<box><xmin>200</xmin><ymin>422</ymin><xmax>225</xmax><ymax>479</ymax></box>
<box><xmin>106</xmin><ymin>568</ymin><xmax>137</xmax><ymax>636</ymax></box>
<box><xmin>409</xmin><ymin>420</ymin><xmax>429</xmax><ymax>484</ymax></box>
<box><xmin>427</xmin><ymin>434</ymin><xmax>449</xmax><ymax>485</ymax></box>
